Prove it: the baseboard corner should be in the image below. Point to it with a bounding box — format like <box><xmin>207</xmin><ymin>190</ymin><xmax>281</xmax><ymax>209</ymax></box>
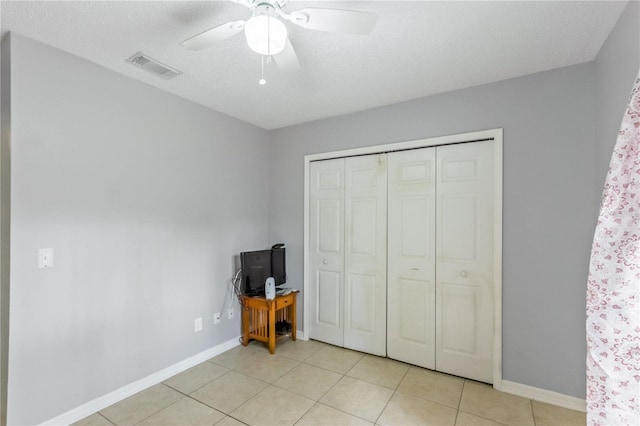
<box><xmin>501</xmin><ymin>380</ymin><xmax>586</xmax><ymax>413</ymax></box>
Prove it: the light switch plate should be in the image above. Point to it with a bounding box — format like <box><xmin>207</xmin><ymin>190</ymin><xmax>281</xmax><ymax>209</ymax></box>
<box><xmin>38</xmin><ymin>248</ymin><xmax>54</xmax><ymax>269</ymax></box>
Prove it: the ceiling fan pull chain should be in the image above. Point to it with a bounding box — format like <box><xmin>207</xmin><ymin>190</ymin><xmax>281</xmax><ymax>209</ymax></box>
<box><xmin>259</xmin><ymin>54</ymin><xmax>266</xmax><ymax>85</ymax></box>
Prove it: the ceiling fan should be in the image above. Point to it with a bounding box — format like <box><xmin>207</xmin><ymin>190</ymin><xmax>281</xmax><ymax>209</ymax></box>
<box><xmin>180</xmin><ymin>0</ymin><xmax>377</xmax><ymax>74</ymax></box>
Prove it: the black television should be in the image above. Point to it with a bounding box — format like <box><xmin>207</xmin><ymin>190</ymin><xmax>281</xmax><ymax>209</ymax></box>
<box><xmin>271</xmin><ymin>247</ymin><xmax>286</xmax><ymax>286</ymax></box>
<box><xmin>240</xmin><ymin>247</ymin><xmax>286</xmax><ymax>296</ymax></box>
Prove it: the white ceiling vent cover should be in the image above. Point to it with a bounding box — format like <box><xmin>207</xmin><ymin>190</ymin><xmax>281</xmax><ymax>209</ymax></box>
<box><xmin>126</xmin><ymin>52</ymin><xmax>182</xmax><ymax>80</ymax></box>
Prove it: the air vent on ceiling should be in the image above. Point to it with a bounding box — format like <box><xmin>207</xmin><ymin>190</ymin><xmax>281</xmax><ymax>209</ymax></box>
<box><xmin>125</xmin><ymin>52</ymin><xmax>182</xmax><ymax>80</ymax></box>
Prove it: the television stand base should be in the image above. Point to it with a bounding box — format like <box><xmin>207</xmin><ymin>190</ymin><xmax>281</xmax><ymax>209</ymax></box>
<box><xmin>241</xmin><ymin>291</ymin><xmax>298</xmax><ymax>354</ymax></box>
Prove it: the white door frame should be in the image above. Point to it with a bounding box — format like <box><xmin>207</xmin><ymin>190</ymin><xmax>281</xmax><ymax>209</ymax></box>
<box><xmin>303</xmin><ymin>128</ymin><xmax>504</xmax><ymax>389</ymax></box>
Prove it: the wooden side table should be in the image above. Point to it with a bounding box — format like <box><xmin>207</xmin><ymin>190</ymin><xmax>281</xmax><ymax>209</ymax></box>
<box><xmin>241</xmin><ymin>291</ymin><xmax>298</xmax><ymax>354</ymax></box>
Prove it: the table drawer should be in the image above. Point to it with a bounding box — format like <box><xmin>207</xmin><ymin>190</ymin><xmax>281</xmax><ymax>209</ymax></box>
<box><xmin>275</xmin><ymin>294</ymin><xmax>294</xmax><ymax>310</ymax></box>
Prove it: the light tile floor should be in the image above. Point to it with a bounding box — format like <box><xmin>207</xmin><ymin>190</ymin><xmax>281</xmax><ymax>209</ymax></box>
<box><xmin>75</xmin><ymin>339</ymin><xmax>586</xmax><ymax>426</ymax></box>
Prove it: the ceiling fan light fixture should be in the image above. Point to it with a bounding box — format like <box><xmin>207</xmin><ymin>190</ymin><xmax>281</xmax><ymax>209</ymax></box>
<box><xmin>244</xmin><ymin>14</ymin><xmax>287</xmax><ymax>55</ymax></box>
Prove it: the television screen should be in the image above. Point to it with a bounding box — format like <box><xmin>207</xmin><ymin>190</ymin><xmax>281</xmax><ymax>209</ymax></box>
<box><xmin>240</xmin><ymin>250</ymin><xmax>272</xmax><ymax>296</ymax></box>
<box><xmin>271</xmin><ymin>247</ymin><xmax>287</xmax><ymax>286</ymax></box>
<box><xmin>240</xmin><ymin>247</ymin><xmax>287</xmax><ymax>295</ymax></box>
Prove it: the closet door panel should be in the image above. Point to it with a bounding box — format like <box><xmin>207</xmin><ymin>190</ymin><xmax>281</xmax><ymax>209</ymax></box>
<box><xmin>344</xmin><ymin>154</ymin><xmax>387</xmax><ymax>356</ymax></box>
<box><xmin>440</xmin><ymin>283</ymin><xmax>478</xmax><ymax>354</ymax></box>
<box><xmin>396</xmin><ymin>278</ymin><xmax>434</xmax><ymax>344</ymax></box>
<box><xmin>441</xmin><ymin>195</ymin><xmax>478</xmax><ymax>261</ymax></box>
<box><xmin>316</xmin><ymin>270</ymin><xmax>341</xmax><ymax>327</ymax></box>
<box><xmin>309</xmin><ymin>159</ymin><xmax>345</xmax><ymax>346</ymax></box>
<box><xmin>435</xmin><ymin>141</ymin><xmax>494</xmax><ymax>383</ymax></box>
<box><xmin>387</xmin><ymin>148</ymin><xmax>436</xmax><ymax>369</ymax></box>
<box><xmin>346</xmin><ymin>272</ymin><xmax>376</xmax><ymax>332</ymax></box>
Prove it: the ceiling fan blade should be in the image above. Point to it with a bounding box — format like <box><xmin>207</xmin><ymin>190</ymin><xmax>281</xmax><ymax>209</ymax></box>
<box><xmin>181</xmin><ymin>20</ymin><xmax>245</xmax><ymax>51</ymax></box>
<box><xmin>273</xmin><ymin>38</ymin><xmax>300</xmax><ymax>73</ymax></box>
<box><xmin>289</xmin><ymin>8</ymin><xmax>377</xmax><ymax>35</ymax></box>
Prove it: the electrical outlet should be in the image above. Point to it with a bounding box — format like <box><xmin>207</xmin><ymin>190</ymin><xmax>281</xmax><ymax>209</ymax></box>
<box><xmin>194</xmin><ymin>317</ymin><xmax>203</xmax><ymax>332</ymax></box>
<box><xmin>227</xmin><ymin>307</ymin><xmax>234</xmax><ymax>320</ymax></box>
<box><xmin>214</xmin><ymin>312</ymin><xmax>221</xmax><ymax>324</ymax></box>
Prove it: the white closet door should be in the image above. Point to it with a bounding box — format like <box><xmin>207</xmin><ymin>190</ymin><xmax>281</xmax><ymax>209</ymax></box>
<box><xmin>309</xmin><ymin>158</ymin><xmax>345</xmax><ymax>347</ymax></box>
<box><xmin>343</xmin><ymin>154</ymin><xmax>388</xmax><ymax>356</ymax></box>
<box><xmin>387</xmin><ymin>148</ymin><xmax>437</xmax><ymax>369</ymax></box>
<box><xmin>435</xmin><ymin>141</ymin><xmax>494</xmax><ymax>383</ymax></box>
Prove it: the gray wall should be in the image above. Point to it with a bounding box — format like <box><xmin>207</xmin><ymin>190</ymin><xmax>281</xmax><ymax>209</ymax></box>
<box><xmin>595</xmin><ymin>1</ymin><xmax>640</xmax><ymax>199</ymax></box>
<box><xmin>269</xmin><ymin>63</ymin><xmax>597</xmax><ymax>398</ymax></box>
<box><xmin>6</xmin><ymin>34</ymin><xmax>270</xmax><ymax>425</ymax></box>
<box><xmin>1</xmin><ymin>33</ymin><xmax>11</xmax><ymax>426</ymax></box>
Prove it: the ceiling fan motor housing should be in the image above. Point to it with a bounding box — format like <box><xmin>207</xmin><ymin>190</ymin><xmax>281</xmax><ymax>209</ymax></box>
<box><xmin>244</xmin><ymin>3</ymin><xmax>288</xmax><ymax>55</ymax></box>
<box><xmin>251</xmin><ymin>1</ymin><xmax>287</xmax><ymax>15</ymax></box>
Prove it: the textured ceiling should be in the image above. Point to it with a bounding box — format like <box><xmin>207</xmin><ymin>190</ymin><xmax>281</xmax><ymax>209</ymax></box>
<box><xmin>0</xmin><ymin>0</ymin><xmax>628</xmax><ymax>130</ymax></box>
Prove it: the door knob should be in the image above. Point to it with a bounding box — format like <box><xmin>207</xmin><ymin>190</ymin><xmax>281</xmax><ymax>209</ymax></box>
<box><xmin>460</xmin><ymin>271</ymin><xmax>468</xmax><ymax>278</ymax></box>
<box><xmin>323</xmin><ymin>259</ymin><xmax>328</xmax><ymax>265</ymax></box>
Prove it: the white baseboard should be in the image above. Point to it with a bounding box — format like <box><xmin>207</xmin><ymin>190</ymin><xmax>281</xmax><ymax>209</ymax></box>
<box><xmin>43</xmin><ymin>337</ymin><xmax>241</xmax><ymax>426</ymax></box>
<box><xmin>501</xmin><ymin>380</ymin><xmax>586</xmax><ymax>413</ymax></box>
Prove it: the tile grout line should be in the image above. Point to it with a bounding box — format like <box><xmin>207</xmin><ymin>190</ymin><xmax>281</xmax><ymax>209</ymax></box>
<box><xmin>131</xmin><ymin>391</ymin><xmax>187</xmax><ymax>426</ymax></box>
<box><xmin>219</xmin><ymin>346</ymin><xmax>324</xmax><ymax>425</ymax></box>
<box><xmin>372</xmin><ymin>362</ymin><xmax>413</xmax><ymax>425</ymax></box>
<box><xmin>223</xmin><ymin>386</ymin><xmax>273</xmax><ymax>425</ymax></box>
<box><xmin>267</xmin><ymin>351</ymin><xmax>372</xmax><ymax>426</ymax></box>
<box><xmin>162</xmin><ymin>367</ymin><xmax>231</xmax><ymax>398</ymax></box>
<box><xmin>169</xmin><ymin>366</ymin><xmax>269</xmax><ymax>422</ymax></box>
<box><xmin>373</xmin><ymin>389</ymin><xmax>394</xmax><ymax>425</ymax></box>
<box><xmin>531</xmin><ymin>399</ymin><xmax>537</xmax><ymax>426</ymax></box>
<box><xmin>302</xmin><ymin>357</ymin><xmax>347</xmax><ymax>405</ymax></box>
<box><xmin>96</xmin><ymin>412</ymin><xmax>116</xmax><ymax>426</ymax></box>
<box><xmin>291</xmin><ymin>400</ymin><xmax>316</xmax><ymax>426</ymax></box>
<box><xmin>455</xmin><ymin>380</ymin><xmax>520</xmax><ymax>426</ymax></box>
<box><xmin>452</xmin><ymin>378</ymin><xmax>467</xmax><ymax>425</ymax></box>
<box><xmin>457</xmin><ymin>379</ymin><xmax>466</xmax><ymax>409</ymax></box>
<box><xmin>296</xmin><ymin>352</ymin><xmax>379</xmax><ymax>425</ymax></box>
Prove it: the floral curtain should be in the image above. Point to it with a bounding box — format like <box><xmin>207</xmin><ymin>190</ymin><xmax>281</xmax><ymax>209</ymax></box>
<box><xmin>587</xmin><ymin>70</ymin><xmax>640</xmax><ymax>426</ymax></box>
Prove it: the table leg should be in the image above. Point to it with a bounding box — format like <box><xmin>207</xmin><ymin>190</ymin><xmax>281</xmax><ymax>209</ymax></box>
<box><xmin>242</xmin><ymin>304</ymin><xmax>249</xmax><ymax>346</ymax></box>
<box><xmin>291</xmin><ymin>300</ymin><xmax>297</xmax><ymax>341</ymax></box>
<box><xmin>268</xmin><ymin>306</ymin><xmax>276</xmax><ymax>354</ymax></box>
